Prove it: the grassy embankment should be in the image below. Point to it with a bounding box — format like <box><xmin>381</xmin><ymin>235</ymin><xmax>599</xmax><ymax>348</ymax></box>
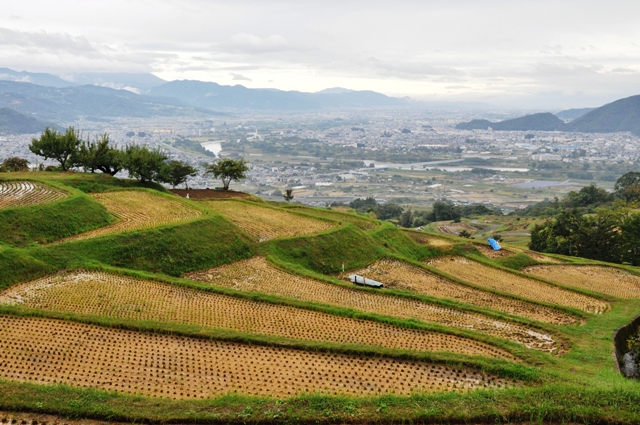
<box><xmin>0</xmin><ymin>174</ymin><xmax>639</xmax><ymax>423</ymax></box>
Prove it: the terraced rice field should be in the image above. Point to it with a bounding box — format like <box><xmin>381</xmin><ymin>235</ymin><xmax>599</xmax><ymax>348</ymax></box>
<box><xmin>0</xmin><ymin>316</ymin><xmax>519</xmax><ymax>398</ymax></box>
<box><xmin>203</xmin><ymin>200</ymin><xmax>336</xmax><ymax>241</ymax></box>
<box><xmin>428</xmin><ymin>257</ymin><xmax>609</xmax><ymax>314</ymax></box>
<box><xmin>0</xmin><ymin>271</ymin><xmax>516</xmax><ymax>360</ymax></box>
<box><xmin>524</xmin><ymin>265</ymin><xmax>640</xmax><ymax>299</ymax></box>
<box><xmin>343</xmin><ymin>259</ymin><xmax>577</xmax><ymax>325</ymax></box>
<box><xmin>61</xmin><ymin>191</ymin><xmax>202</xmax><ymax>242</ymax></box>
<box><xmin>404</xmin><ymin>231</ymin><xmax>454</xmax><ymax>248</ymax></box>
<box><xmin>475</xmin><ymin>245</ymin><xmax>514</xmax><ymax>259</ymax></box>
<box><xmin>524</xmin><ymin>251</ymin><xmax>564</xmax><ymax>263</ymax></box>
<box><xmin>0</xmin><ymin>180</ymin><xmax>67</xmax><ymax>210</ymax></box>
<box><xmin>186</xmin><ymin>258</ymin><xmax>561</xmax><ymax>353</ymax></box>
<box><xmin>285</xmin><ymin>206</ymin><xmax>378</xmax><ymax>231</ymax></box>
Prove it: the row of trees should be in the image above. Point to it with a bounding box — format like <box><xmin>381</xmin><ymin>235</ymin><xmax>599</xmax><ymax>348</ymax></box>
<box><xmin>347</xmin><ymin>197</ymin><xmax>500</xmax><ymax>228</ymax></box>
<box><xmin>26</xmin><ymin>127</ymin><xmax>249</xmax><ymax>189</ymax></box>
<box><xmin>530</xmin><ymin>203</ymin><xmax>640</xmax><ymax>265</ymax></box>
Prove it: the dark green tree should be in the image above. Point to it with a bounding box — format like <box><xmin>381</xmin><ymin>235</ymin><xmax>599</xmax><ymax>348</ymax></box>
<box><xmin>1</xmin><ymin>157</ymin><xmax>29</xmax><ymax>172</ymax></box>
<box><xmin>29</xmin><ymin>127</ymin><xmax>82</xmax><ymax>171</ymax></box>
<box><xmin>615</xmin><ymin>172</ymin><xmax>640</xmax><ymax>202</ymax></box>
<box><xmin>204</xmin><ymin>158</ymin><xmax>249</xmax><ymax>190</ymax></box>
<box><xmin>283</xmin><ymin>188</ymin><xmax>294</xmax><ymax>202</ymax></box>
<box><xmin>399</xmin><ymin>208</ymin><xmax>413</xmax><ymax>227</ymax></box>
<box><xmin>123</xmin><ymin>145</ymin><xmax>168</xmax><ymax>183</ymax></box>
<box><xmin>160</xmin><ymin>160</ymin><xmax>197</xmax><ymax>188</ymax></box>
<box><xmin>620</xmin><ymin>214</ymin><xmax>640</xmax><ymax>265</ymax></box>
<box><xmin>376</xmin><ymin>203</ymin><xmax>403</xmax><ymax>220</ymax></box>
<box><xmin>76</xmin><ymin>134</ymin><xmax>124</xmax><ymax>175</ymax></box>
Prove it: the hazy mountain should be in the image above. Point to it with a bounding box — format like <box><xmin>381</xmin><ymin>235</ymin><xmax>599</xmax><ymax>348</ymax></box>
<box><xmin>456</xmin><ymin>112</ymin><xmax>564</xmax><ymax>131</ymax></box>
<box><xmin>63</xmin><ymin>72</ymin><xmax>167</xmax><ymax>92</ymax></box>
<box><xmin>147</xmin><ymin>80</ymin><xmax>408</xmax><ymax>110</ymax></box>
<box><xmin>555</xmin><ymin>108</ymin><xmax>596</xmax><ymax>121</ymax></box>
<box><xmin>316</xmin><ymin>87</ymin><xmax>355</xmax><ymax>94</ymax></box>
<box><xmin>0</xmin><ymin>107</ymin><xmax>59</xmax><ymax>134</ymax></box>
<box><xmin>0</xmin><ymin>81</ymin><xmax>214</xmax><ymax>122</ymax></box>
<box><xmin>0</xmin><ymin>68</ymin><xmax>75</xmax><ymax>88</ymax></box>
<box><xmin>565</xmin><ymin>95</ymin><xmax>640</xmax><ymax>135</ymax></box>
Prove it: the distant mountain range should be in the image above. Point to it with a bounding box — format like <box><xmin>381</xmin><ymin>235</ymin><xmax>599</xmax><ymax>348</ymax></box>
<box><xmin>146</xmin><ymin>80</ymin><xmax>408</xmax><ymax>110</ymax></box>
<box><xmin>0</xmin><ymin>80</ymin><xmax>215</xmax><ymax>123</ymax></box>
<box><xmin>0</xmin><ymin>108</ymin><xmax>58</xmax><ymax>134</ymax></box>
<box><xmin>456</xmin><ymin>95</ymin><xmax>640</xmax><ymax>135</ymax></box>
<box><xmin>555</xmin><ymin>108</ymin><xmax>595</xmax><ymax>121</ymax></box>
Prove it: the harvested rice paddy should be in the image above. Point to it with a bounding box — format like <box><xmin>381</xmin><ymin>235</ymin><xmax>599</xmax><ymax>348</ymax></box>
<box><xmin>0</xmin><ymin>271</ymin><xmax>516</xmax><ymax>360</ymax></box>
<box><xmin>524</xmin><ymin>265</ymin><xmax>640</xmax><ymax>299</ymax></box>
<box><xmin>0</xmin><ymin>180</ymin><xmax>66</xmax><ymax>210</ymax></box>
<box><xmin>186</xmin><ymin>258</ymin><xmax>561</xmax><ymax>353</ymax></box>
<box><xmin>0</xmin><ymin>315</ymin><xmax>519</xmax><ymax>399</ymax></box>
<box><xmin>285</xmin><ymin>206</ymin><xmax>378</xmax><ymax>231</ymax></box>
<box><xmin>203</xmin><ymin>200</ymin><xmax>335</xmax><ymax>241</ymax></box>
<box><xmin>428</xmin><ymin>257</ymin><xmax>609</xmax><ymax>314</ymax></box>
<box><xmin>61</xmin><ymin>191</ymin><xmax>202</xmax><ymax>242</ymax></box>
<box><xmin>475</xmin><ymin>245</ymin><xmax>514</xmax><ymax>259</ymax></box>
<box><xmin>343</xmin><ymin>259</ymin><xmax>577</xmax><ymax>325</ymax></box>
<box><xmin>404</xmin><ymin>231</ymin><xmax>454</xmax><ymax>248</ymax></box>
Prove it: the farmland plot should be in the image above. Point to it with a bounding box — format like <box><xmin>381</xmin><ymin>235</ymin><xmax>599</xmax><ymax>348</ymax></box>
<box><xmin>475</xmin><ymin>245</ymin><xmax>514</xmax><ymax>259</ymax></box>
<box><xmin>285</xmin><ymin>206</ymin><xmax>379</xmax><ymax>231</ymax></box>
<box><xmin>203</xmin><ymin>200</ymin><xmax>335</xmax><ymax>241</ymax></box>
<box><xmin>343</xmin><ymin>259</ymin><xmax>577</xmax><ymax>325</ymax></box>
<box><xmin>186</xmin><ymin>258</ymin><xmax>562</xmax><ymax>353</ymax></box>
<box><xmin>524</xmin><ymin>265</ymin><xmax>640</xmax><ymax>299</ymax></box>
<box><xmin>61</xmin><ymin>191</ymin><xmax>202</xmax><ymax>242</ymax></box>
<box><xmin>428</xmin><ymin>257</ymin><xmax>609</xmax><ymax>314</ymax></box>
<box><xmin>404</xmin><ymin>231</ymin><xmax>454</xmax><ymax>248</ymax></box>
<box><xmin>0</xmin><ymin>181</ymin><xmax>66</xmax><ymax>210</ymax></box>
<box><xmin>0</xmin><ymin>271</ymin><xmax>516</xmax><ymax>360</ymax></box>
<box><xmin>0</xmin><ymin>316</ymin><xmax>519</xmax><ymax>399</ymax></box>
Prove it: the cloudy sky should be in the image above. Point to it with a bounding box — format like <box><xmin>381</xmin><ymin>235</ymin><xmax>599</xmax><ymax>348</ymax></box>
<box><xmin>2</xmin><ymin>0</ymin><xmax>640</xmax><ymax>108</ymax></box>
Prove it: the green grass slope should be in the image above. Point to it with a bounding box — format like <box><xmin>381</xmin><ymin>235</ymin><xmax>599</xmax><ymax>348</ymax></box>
<box><xmin>0</xmin><ymin>179</ymin><xmax>114</xmax><ymax>247</ymax></box>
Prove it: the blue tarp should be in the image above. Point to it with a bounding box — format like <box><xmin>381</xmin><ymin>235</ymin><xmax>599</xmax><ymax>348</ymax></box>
<box><xmin>487</xmin><ymin>238</ymin><xmax>501</xmax><ymax>251</ymax></box>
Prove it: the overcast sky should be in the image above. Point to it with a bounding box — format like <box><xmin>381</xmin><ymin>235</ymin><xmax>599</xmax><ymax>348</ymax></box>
<box><xmin>2</xmin><ymin>0</ymin><xmax>640</xmax><ymax>109</ymax></box>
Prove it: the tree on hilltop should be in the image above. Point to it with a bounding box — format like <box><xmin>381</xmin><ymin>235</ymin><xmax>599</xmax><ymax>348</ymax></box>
<box><xmin>283</xmin><ymin>188</ymin><xmax>294</xmax><ymax>202</ymax></box>
<box><xmin>76</xmin><ymin>134</ymin><xmax>124</xmax><ymax>175</ymax></box>
<box><xmin>29</xmin><ymin>127</ymin><xmax>82</xmax><ymax>171</ymax></box>
<box><xmin>123</xmin><ymin>145</ymin><xmax>168</xmax><ymax>183</ymax></box>
<box><xmin>204</xmin><ymin>158</ymin><xmax>249</xmax><ymax>190</ymax></box>
<box><xmin>1</xmin><ymin>157</ymin><xmax>30</xmax><ymax>172</ymax></box>
<box><xmin>615</xmin><ymin>172</ymin><xmax>640</xmax><ymax>202</ymax></box>
<box><xmin>161</xmin><ymin>160</ymin><xmax>197</xmax><ymax>188</ymax></box>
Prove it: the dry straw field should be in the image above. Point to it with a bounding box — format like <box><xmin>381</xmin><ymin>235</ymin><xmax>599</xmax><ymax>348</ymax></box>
<box><xmin>428</xmin><ymin>257</ymin><xmax>609</xmax><ymax>314</ymax></box>
<box><xmin>0</xmin><ymin>271</ymin><xmax>516</xmax><ymax>360</ymax></box>
<box><xmin>0</xmin><ymin>316</ymin><xmax>519</xmax><ymax>399</ymax></box>
<box><xmin>61</xmin><ymin>191</ymin><xmax>202</xmax><ymax>242</ymax></box>
<box><xmin>474</xmin><ymin>244</ymin><xmax>514</xmax><ymax>259</ymax></box>
<box><xmin>404</xmin><ymin>231</ymin><xmax>454</xmax><ymax>248</ymax></box>
<box><xmin>288</xmin><ymin>207</ymin><xmax>378</xmax><ymax>231</ymax></box>
<box><xmin>0</xmin><ymin>181</ymin><xmax>67</xmax><ymax>210</ymax></box>
<box><xmin>524</xmin><ymin>265</ymin><xmax>640</xmax><ymax>299</ymax></box>
<box><xmin>343</xmin><ymin>259</ymin><xmax>577</xmax><ymax>325</ymax></box>
<box><xmin>203</xmin><ymin>200</ymin><xmax>335</xmax><ymax>241</ymax></box>
<box><xmin>186</xmin><ymin>258</ymin><xmax>560</xmax><ymax>353</ymax></box>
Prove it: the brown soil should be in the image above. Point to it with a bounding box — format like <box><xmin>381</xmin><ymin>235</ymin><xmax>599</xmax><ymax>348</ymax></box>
<box><xmin>202</xmin><ymin>200</ymin><xmax>336</xmax><ymax>242</ymax></box>
<box><xmin>0</xmin><ymin>271</ymin><xmax>516</xmax><ymax>360</ymax></box>
<box><xmin>428</xmin><ymin>257</ymin><xmax>609</xmax><ymax>314</ymax></box>
<box><xmin>60</xmin><ymin>191</ymin><xmax>202</xmax><ymax>242</ymax></box>
<box><xmin>170</xmin><ymin>189</ymin><xmax>250</xmax><ymax>199</ymax></box>
<box><xmin>186</xmin><ymin>257</ymin><xmax>561</xmax><ymax>353</ymax></box>
<box><xmin>0</xmin><ymin>315</ymin><xmax>519</xmax><ymax>399</ymax></box>
<box><xmin>342</xmin><ymin>259</ymin><xmax>577</xmax><ymax>326</ymax></box>
<box><xmin>475</xmin><ymin>244</ymin><xmax>514</xmax><ymax>259</ymax></box>
<box><xmin>0</xmin><ymin>181</ymin><xmax>67</xmax><ymax>210</ymax></box>
<box><xmin>524</xmin><ymin>265</ymin><xmax>640</xmax><ymax>299</ymax></box>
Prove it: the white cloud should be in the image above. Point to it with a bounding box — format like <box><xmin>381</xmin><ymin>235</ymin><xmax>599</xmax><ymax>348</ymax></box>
<box><xmin>229</xmin><ymin>72</ymin><xmax>251</xmax><ymax>81</ymax></box>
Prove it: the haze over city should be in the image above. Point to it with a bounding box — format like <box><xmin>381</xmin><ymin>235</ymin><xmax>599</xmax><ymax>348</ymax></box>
<box><xmin>2</xmin><ymin>0</ymin><xmax>640</xmax><ymax>108</ymax></box>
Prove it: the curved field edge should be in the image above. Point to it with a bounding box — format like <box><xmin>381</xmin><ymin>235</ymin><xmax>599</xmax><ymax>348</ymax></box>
<box><xmin>0</xmin><ymin>178</ymin><xmax>114</xmax><ymax>247</ymax></box>
<box><xmin>21</xmin><ymin>213</ymin><xmax>255</xmax><ymax>277</ymax></box>
<box><xmin>0</xmin><ymin>262</ymin><xmax>542</xmax><ymax>364</ymax></box>
<box><xmin>0</xmin><ymin>382</ymin><xmax>638</xmax><ymax>425</ymax></box>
